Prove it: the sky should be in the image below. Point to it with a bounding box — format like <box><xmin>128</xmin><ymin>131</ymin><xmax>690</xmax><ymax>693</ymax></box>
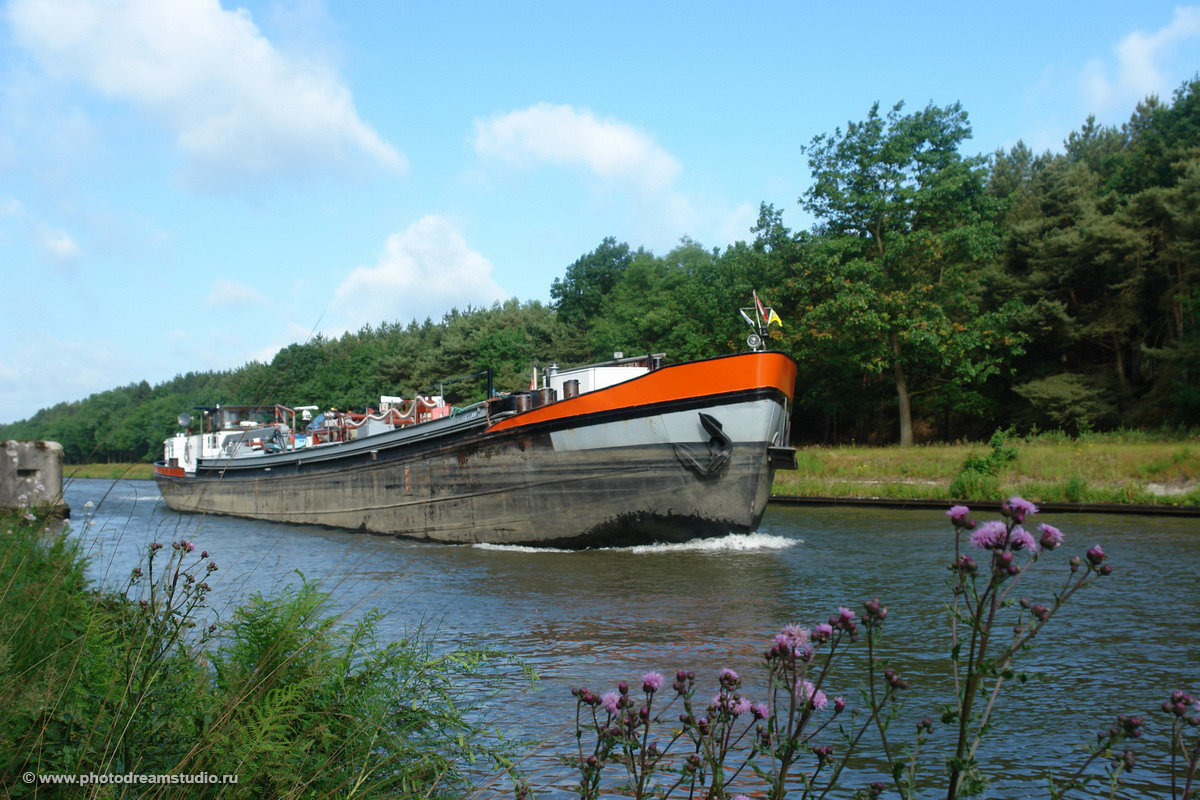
<box><xmin>2</xmin><ymin>0</ymin><xmax>1199</xmax><ymax>424</ymax></box>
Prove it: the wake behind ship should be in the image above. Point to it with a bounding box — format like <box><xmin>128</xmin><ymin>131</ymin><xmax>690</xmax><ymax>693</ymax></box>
<box><xmin>154</xmin><ymin>350</ymin><xmax>798</xmax><ymax>547</ymax></box>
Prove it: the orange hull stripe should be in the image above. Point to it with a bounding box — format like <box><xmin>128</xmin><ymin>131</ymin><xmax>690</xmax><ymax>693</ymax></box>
<box><xmin>155</xmin><ymin>465</ymin><xmax>186</xmax><ymax>478</ymax></box>
<box><xmin>487</xmin><ymin>352</ymin><xmax>796</xmax><ymax>434</ymax></box>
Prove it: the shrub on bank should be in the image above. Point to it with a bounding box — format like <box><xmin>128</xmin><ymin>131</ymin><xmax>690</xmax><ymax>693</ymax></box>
<box><xmin>0</xmin><ymin>506</ymin><xmax>520</xmax><ymax>799</ymax></box>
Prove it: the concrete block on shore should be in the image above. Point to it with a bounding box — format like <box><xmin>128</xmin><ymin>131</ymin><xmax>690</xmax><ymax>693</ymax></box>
<box><xmin>1</xmin><ymin>440</ymin><xmax>69</xmax><ymax>516</ymax></box>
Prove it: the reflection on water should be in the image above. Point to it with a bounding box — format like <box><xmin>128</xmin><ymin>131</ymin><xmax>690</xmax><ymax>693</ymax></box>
<box><xmin>64</xmin><ymin>478</ymin><xmax>1199</xmax><ymax>798</ymax></box>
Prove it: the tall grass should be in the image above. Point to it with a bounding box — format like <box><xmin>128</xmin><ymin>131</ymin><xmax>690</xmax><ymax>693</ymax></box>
<box><xmin>0</xmin><ymin>505</ymin><xmax>523</xmax><ymax>799</ymax></box>
<box><xmin>773</xmin><ymin>431</ymin><xmax>1200</xmax><ymax>506</ymax></box>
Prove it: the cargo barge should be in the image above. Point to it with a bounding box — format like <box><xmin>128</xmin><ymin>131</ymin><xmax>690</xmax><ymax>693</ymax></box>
<box><xmin>154</xmin><ymin>350</ymin><xmax>797</xmax><ymax>547</ymax></box>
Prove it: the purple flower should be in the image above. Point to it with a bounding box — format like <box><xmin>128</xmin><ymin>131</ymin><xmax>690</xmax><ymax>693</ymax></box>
<box><xmin>779</xmin><ymin>623</ymin><xmax>810</xmax><ymax>647</ymax></box>
<box><xmin>734</xmin><ymin>795</ymin><xmax>752</xmax><ymax>800</ymax></box>
<box><xmin>180</xmin><ymin>539</ymin><xmax>195</xmax><ymax>553</ymax></box>
<box><xmin>601</xmin><ymin>692</ymin><xmax>620</xmax><ymax>716</ymax></box>
<box><xmin>796</xmin><ymin>679</ymin><xmax>828</xmax><ymax>709</ymax></box>
<box><xmin>751</xmin><ymin>701</ymin><xmax>769</xmax><ymax>720</ymax></box>
<box><xmin>1038</xmin><ymin>523</ymin><xmax>1063</xmax><ymax>551</ymax></box>
<box><xmin>1008</xmin><ymin>525</ymin><xmax>1037</xmax><ymax>551</ymax></box>
<box><xmin>732</xmin><ymin>697</ymin><xmax>752</xmax><ymax>716</ymax></box>
<box><xmin>969</xmin><ymin>520</ymin><xmax>1008</xmax><ymax>550</ymax></box>
<box><xmin>719</xmin><ymin>667</ymin><xmax>740</xmax><ymax>686</ymax></box>
<box><xmin>1086</xmin><ymin>545</ymin><xmax>1106</xmax><ymax>565</ymax></box>
<box><xmin>642</xmin><ymin>671</ymin><xmax>664</xmax><ymax>693</ymax></box>
<box><xmin>1005</xmin><ymin>496</ymin><xmax>1039</xmax><ymax>522</ymax></box>
<box><xmin>812</xmin><ymin>622</ymin><xmax>834</xmax><ymax>642</ymax></box>
<box><xmin>946</xmin><ymin>505</ymin><xmax>971</xmax><ymax>525</ymax></box>
<box><xmin>837</xmin><ymin>606</ymin><xmax>856</xmax><ymax>623</ymax></box>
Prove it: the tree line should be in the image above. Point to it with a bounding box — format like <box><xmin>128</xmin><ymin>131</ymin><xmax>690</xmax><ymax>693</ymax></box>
<box><xmin>3</xmin><ymin>81</ymin><xmax>1197</xmax><ymax>461</ymax></box>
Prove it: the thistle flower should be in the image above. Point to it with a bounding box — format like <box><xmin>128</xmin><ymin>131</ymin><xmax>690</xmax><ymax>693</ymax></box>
<box><xmin>1086</xmin><ymin>544</ymin><xmax>1106</xmax><ymax>565</ymax></box>
<box><xmin>778</xmin><ymin>623</ymin><xmax>810</xmax><ymax>648</ymax></box>
<box><xmin>719</xmin><ymin>667</ymin><xmax>740</xmax><ymax>686</ymax></box>
<box><xmin>601</xmin><ymin>692</ymin><xmax>621</xmax><ymax>716</ymax></box>
<box><xmin>1003</xmin><ymin>495</ymin><xmax>1039</xmax><ymax>522</ymax></box>
<box><xmin>642</xmin><ymin>671</ymin><xmax>664</xmax><ymax>693</ymax></box>
<box><xmin>970</xmin><ymin>520</ymin><xmax>1008</xmax><ymax>550</ymax></box>
<box><xmin>180</xmin><ymin>539</ymin><xmax>195</xmax><ymax>553</ymax></box>
<box><xmin>1008</xmin><ymin>525</ymin><xmax>1037</xmax><ymax>551</ymax></box>
<box><xmin>797</xmin><ymin>679</ymin><xmax>828</xmax><ymax>709</ymax></box>
<box><xmin>751</xmin><ymin>701</ymin><xmax>769</xmax><ymax>720</ymax></box>
<box><xmin>946</xmin><ymin>504</ymin><xmax>972</xmax><ymax>526</ymax></box>
<box><xmin>1038</xmin><ymin>523</ymin><xmax>1063</xmax><ymax>550</ymax></box>
<box><xmin>732</xmin><ymin>697</ymin><xmax>752</xmax><ymax>716</ymax></box>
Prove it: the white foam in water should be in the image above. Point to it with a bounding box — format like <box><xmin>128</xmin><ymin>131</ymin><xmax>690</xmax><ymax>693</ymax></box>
<box><xmin>624</xmin><ymin>532</ymin><xmax>800</xmax><ymax>554</ymax></box>
<box><xmin>471</xmin><ymin>543</ymin><xmax>575</xmax><ymax>553</ymax></box>
<box><xmin>472</xmin><ymin>532</ymin><xmax>800</xmax><ymax>554</ymax></box>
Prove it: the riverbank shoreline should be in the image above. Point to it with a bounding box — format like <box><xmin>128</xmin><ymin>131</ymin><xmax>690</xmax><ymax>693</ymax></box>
<box><xmin>769</xmin><ymin>494</ymin><xmax>1200</xmax><ymax>517</ymax></box>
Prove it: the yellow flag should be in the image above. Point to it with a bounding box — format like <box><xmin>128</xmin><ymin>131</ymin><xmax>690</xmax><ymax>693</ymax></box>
<box><xmin>767</xmin><ymin>309</ymin><xmax>783</xmax><ymax>327</ymax></box>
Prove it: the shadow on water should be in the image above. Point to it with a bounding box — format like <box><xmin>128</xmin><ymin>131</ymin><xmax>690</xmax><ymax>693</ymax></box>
<box><xmin>63</xmin><ymin>478</ymin><xmax>1199</xmax><ymax>798</ymax></box>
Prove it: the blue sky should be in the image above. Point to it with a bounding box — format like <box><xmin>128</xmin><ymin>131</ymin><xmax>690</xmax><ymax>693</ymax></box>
<box><xmin>2</xmin><ymin>0</ymin><xmax>1198</xmax><ymax>424</ymax></box>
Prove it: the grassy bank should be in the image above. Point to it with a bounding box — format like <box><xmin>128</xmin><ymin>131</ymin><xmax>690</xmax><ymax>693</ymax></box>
<box><xmin>772</xmin><ymin>433</ymin><xmax>1200</xmax><ymax>506</ymax></box>
<box><xmin>65</xmin><ymin>462</ymin><xmax>155</xmax><ymax>480</ymax></box>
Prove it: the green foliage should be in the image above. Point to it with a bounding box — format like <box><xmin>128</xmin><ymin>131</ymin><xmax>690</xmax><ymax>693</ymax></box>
<box><xmin>0</xmin><ymin>509</ymin><xmax>521</xmax><ymax>799</ymax></box>
<box><xmin>949</xmin><ymin>429</ymin><xmax>1018</xmax><ymax>499</ymax></box>
<box><xmin>795</xmin><ymin>100</ymin><xmax>1024</xmax><ymax>445</ymax></box>
<box><xmin>1012</xmin><ymin>373</ymin><xmax>1118</xmax><ymax>434</ymax></box>
<box><xmin>550</xmin><ymin>236</ymin><xmax>635</xmax><ymax>328</ymax></box>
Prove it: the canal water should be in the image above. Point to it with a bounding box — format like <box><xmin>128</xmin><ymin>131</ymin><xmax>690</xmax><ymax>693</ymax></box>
<box><xmin>64</xmin><ymin>478</ymin><xmax>1197</xmax><ymax>798</ymax></box>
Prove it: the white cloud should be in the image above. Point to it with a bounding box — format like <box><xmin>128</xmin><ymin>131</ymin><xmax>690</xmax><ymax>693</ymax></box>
<box><xmin>37</xmin><ymin>224</ymin><xmax>81</xmax><ymax>262</ymax></box>
<box><xmin>6</xmin><ymin>0</ymin><xmax>405</xmax><ymax>188</ymax></box>
<box><xmin>0</xmin><ymin>196</ymin><xmax>81</xmax><ymax>264</ymax></box>
<box><xmin>1083</xmin><ymin>7</ymin><xmax>1200</xmax><ymax>114</ymax></box>
<box><xmin>206</xmin><ymin>277</ymin><xmax>268</xmax><ymax>309</ymax></box>
<box><xmin>473</xmin><ymin>103</ymin><xmax>681</xmax><ymax>191</ymax></box>
<box><xmin>331</xmin><ymin>215</ymin><xmax>507</xmax><ymax>329</ymax></box>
